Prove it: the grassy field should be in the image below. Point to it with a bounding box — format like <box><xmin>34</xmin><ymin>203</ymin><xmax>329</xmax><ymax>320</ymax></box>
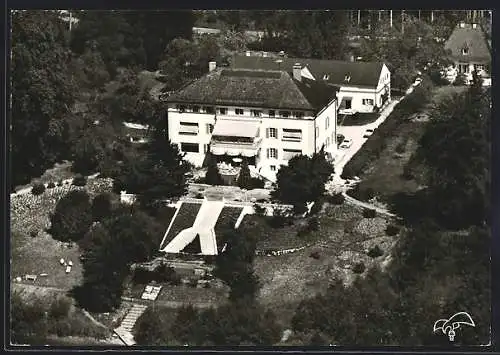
<box><xmin>254</xmin><ymin>202</ymin><xmax>399</xmax><ymax>327</ymax></box>
<box><xmin>10</xmin><ymin>178</ymin><xmax>114</xmax><ymax>290</ymax></box>
<box><xmin>349</xmin><ymin>85</ymin><xmax>469</xmax><ymax>203</ymax></box>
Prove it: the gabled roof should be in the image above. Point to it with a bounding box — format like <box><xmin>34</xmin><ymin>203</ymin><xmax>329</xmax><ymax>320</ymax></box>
<box><xmin>444</xmin><ymin>23</ymin><xmax>491</xmax><ymax>63</ymax></box>
<box><xmin>231</xmin><ymin>55</ymin><xmax>385</xmax><ymax>88</ymax></box>
<box><xmin>167</xmin><ymin>68</ymin><xmax>337</xmax><ymax>111</ymax></box>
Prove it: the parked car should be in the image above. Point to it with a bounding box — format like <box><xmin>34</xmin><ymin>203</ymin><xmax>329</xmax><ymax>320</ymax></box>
<box><xmin>363</xmin><ymin>128</ymin><xmax>374</xmax><ymax>138</ymax></box>
<box><xmin>339</xmin><ymin>139</ymin><xmax>352</xmax><ymax>149</ymax></box>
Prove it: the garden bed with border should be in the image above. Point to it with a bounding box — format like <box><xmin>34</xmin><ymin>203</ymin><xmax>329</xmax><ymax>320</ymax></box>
<box><xmin>159</xmin><ymin>202</ymin><xmax>202</xmax><ymax>249</ymax></box>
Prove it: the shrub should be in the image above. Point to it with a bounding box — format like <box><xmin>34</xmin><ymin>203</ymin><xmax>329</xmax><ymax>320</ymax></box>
<box><xmin>386</xmin><ymin>224</ymin><xmax>400</xmax><ymax>236</ymax></box>
<box><xmin>72</xmin><ymin>174</ymin><xmax>87</xmax><ymax>186</ymax></box>
<box><xmin>30</xmin><ymin>229</ymin><xmax>38</xmax><ymax>238</ymax></box>
<box><xmin>31</xmin><ymin>183</ymin><xmax>46</xmax><ymax>195</ymax></box>
<box><xmin>328</xmin><ymin>193</ymin><xmax>345</xmax><ymax>205</ymax></box>
<box><xmin>189</xmin><ymin>278</ymin><xmax>199</xmax><ymax>288</ymax></box>
<box><xmin>250</xmin><ymin>177</ymin><xmax>265</xmax><ymax>189</ymax></box>
<box><xmin>363</xmin><ymin>208</ymin><xmax>376</xmax><ymax>218</ymax></box>
<box><xmin>268</xmin><ymin>214</ymin><xmax>286</xmax><ymax>228</ymax></box>
<box><xmin>47</xmin><ymin>182</ymin><xmax>56</xmax><ymax>189</ymax></box>
<box><xmin>196</xmin><ymin>192</ymin><xmax>204</xmax><ymax>199</ymax></box>
<box><xmin>92</xmin><ymin>193</ymin><xmax>113</xmax><ymax>222</ymax></box>
<box><xmin>132</xmin><ymin>267</ymin><xmax>154</xmax><ymax>285</ymax></box>
<box><xmin>352</xmin><ymin>262</ymin><xmax>366</xmax><ymax>274</ymax></box>
<box><xmin>57</xmin><ymin>179</ymin><xmax>63</xmax><ymax>187</ymax></box>
<box><xmin>395</xmin><ymin>142</ymin><xmax>406</xmax><ymax>154</ymax></box>
<box><xmin>401</xmin><ymin>165</ymin><xmax>414</xmax><ymax>180</ymax></box>
<box><xmin>453</xmin><ymin>73</ymin><xmax>467</xmax><ymax>86</ymax></box>
<box><xmin>367</xmin><ymin>245</ymin><xmax>384</xmax><ymax>258</ymax></box>
<box><xmin>308</xmin><ymin>216</ymin><xmax>320</xmax><ymax>231</ymax></box>
<box><xmin>50</xmin><ymin>190</ymin><xmax>92</xmax><ymax>242</ymax></box>
<box><xmin>310</xmin><ymin>251</ymin><xmax>321</xmax><ymax>259</ymax></box>
<box><xmin>253</xmin><ymin>204</ymin><xmax>267</xmax><ymax>216</ymax></box>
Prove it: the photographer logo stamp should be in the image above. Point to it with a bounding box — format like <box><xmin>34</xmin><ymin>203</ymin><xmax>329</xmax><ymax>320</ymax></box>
<box><xmin>433</xmin><ymin>312</ymin><xmax>475</xmax><ymax>341</ymax></box>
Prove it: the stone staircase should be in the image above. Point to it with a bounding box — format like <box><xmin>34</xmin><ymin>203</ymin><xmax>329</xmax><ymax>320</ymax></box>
<box><xmin>114</xmin><ymin>303</ymin><xmax>148</xmax><ymax>346</ymax></box>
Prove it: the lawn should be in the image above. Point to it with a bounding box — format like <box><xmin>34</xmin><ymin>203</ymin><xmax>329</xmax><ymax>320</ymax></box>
<box><xmin>160</xmin><ymin>202</ymin><xmax>202</xmax><ymax>249</ymax></box>
<box><xmin>339</xmin><ymin>112</ymin><xmax>380</xmax><ymax>126</ymax></box>
<box><xmin>10</xmin><ymin>178</ymin><xmax>114</xmax><ymax>290</ymax></box>
<box><xmin>253</xmin><ymin>202</ymin><xmax>399</xmax><ymax>327</ymax></box>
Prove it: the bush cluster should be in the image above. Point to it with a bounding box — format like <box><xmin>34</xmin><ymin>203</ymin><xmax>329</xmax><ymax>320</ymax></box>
<box><xmin>72</xmin><ymin>174</ymin><xmax>87</xmax><ymax>186</ymax></box>
<box><xmin>385</xmin><ymin>224</ymin><xmax>400</xmax><ymax>236</ymax></box>
<box><xmin>362</xmin><ymin>208</ymin><xmax>377</xmax><ymax>218</ymax></box>
<box><xmin>352</xmin><ymin>262</ymin><xmax>366</xmax><ymax>274</ymax></box>
<box><xmin>31</xmin><ymin>183</ymin><xmax>46</xmax><ymax>195</ymax></box>
<box><xmin>367</xmin><ymin>245</ymin><xmax>384</xmax><ymax>258</ymax></box>
<box><xmin>132</xmin><ymin>264</ymin><xmax>182</xmax><ymax>285</ymax></box>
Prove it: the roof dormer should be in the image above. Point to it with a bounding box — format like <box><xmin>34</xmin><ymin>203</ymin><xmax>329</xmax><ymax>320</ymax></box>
<box><xmin>323</xmin><ymin>74</ymin><xmax>330</xmax><ymax>80</ymax></box>
<box><xmin>461</xmin><ymin>42</ymin><xmax>470</xmax><ymax>55</ymax></box>
<box><xmin>344</xmin><ymin>74</ymin><xmax>351</xmax><ymax>83</ymax></box>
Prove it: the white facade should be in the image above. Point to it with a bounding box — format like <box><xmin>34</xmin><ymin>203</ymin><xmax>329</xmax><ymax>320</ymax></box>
<box><xmin>338</xmin><ymin>64</ymin><xmax>391</xmax><ymax>114</ymax></box>
<box><xmin>167</xmin><ymin>101</ymin><xmax>337</xmax><ymax>180</ymax></box>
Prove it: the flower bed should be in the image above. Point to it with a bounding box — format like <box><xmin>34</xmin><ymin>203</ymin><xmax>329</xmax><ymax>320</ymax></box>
<box><xmin>354</xmin><ymin>217</ymin><xmax>388</xmax><ymax>236</ymax></box>
<box><xmin>160</xmin><ymin>202</ymin><xmax>202</xmax><ymax>249</ymax></box>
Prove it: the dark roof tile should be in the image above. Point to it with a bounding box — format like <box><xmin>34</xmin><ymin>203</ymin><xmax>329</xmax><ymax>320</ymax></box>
<box><xmin>167</xmin><ymin>68</ymin><xmax>336</xmax><ymax>111</ymax></box>
<box><xmin>444</xmin><ymin>23</ymin><xmax>491</xmax><ymax>63</ymax></box>
<box><xmin>231</xmin><ymin>55</ymin><xmax>384</xmax><ymax>88</ymax></box>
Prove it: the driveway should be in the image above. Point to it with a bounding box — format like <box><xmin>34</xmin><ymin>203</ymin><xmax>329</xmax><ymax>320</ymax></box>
<box><xmin>334</xmin><ymin>99</ymin><xmax>401</xmax><ymax>177</ymax></box>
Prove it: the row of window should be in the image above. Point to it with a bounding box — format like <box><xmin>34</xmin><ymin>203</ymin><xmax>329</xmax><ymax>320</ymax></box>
<box><xmin>175</xmin><ymin>105</ymin><xmax>306</xmax><ymax>118</ymax></box>
<box><xmin>457</xmin><ymin>63</ymin><xmax>485</xmax><ymax>74</ymax></box>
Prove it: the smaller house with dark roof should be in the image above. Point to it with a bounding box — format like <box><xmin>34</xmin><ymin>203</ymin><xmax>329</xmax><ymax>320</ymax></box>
<box><xmin>166</xmin><ymin>62</ymin><xmax>338</xmax><ymax>180</ymax></box>
<box><xmin>444</xmin><ymin>22</ymin><xmax>491</xmax><ymax>85</ymax></box>
<box><xmin>232</xmin><ymin>54</ymin><xmax>391</xmax><ymax>115</ymax></box>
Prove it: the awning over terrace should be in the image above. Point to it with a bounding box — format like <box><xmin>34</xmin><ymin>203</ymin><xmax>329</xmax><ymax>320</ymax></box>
<box><xmin>212</xmin><ymin>119</ymin><xmax>260</xmax><ymax>138</ymax></box>
<box><xmin>210</xmin><ymin>119</ymin><xmax>260</xmax><ymax>157</ymax></box>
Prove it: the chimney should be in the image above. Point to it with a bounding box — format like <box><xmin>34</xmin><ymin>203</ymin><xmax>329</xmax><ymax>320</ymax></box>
<box><xmin>263</xmin><ymin>51</ymin><xmax>268</xmax><ymax>57</ymax></box>
<box><xmin>279</xmin><ymin>50</ymin><xmax>285</xmax><ymax>57</ymax></box>
<box><xmin>349</xmin><ymin>54</ymin><xmax>355</xmax><ymax>62</ymax></box>
<box><xmin>459</xmin><ymin>22</ymin><xmax>465</xmax><ymax>28</ymax></box>
<box><xmin>209</xmin><ymin>61</ymin><xmax>217</xmax><ymax>72</ymax></box>
<box><xmin>245</xmin><ymin>51</ymin><xmax>251</xmax><ymax>57</ymax></box>
<box><xmin>472</xmin><ymin>23</ymin><xmax>477</xmax><ymax>29</ymax></box>
<box><xmin>293</xmin><ymin>63</ymin><xmax>302</xmax><ymax>81</ymax></box>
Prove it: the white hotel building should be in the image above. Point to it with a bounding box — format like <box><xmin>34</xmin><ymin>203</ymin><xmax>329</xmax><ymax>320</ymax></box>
<box><xmin>166</xmin><ymin>64</ymin><xmax>338</xmax><ymax>181</ymax></box>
